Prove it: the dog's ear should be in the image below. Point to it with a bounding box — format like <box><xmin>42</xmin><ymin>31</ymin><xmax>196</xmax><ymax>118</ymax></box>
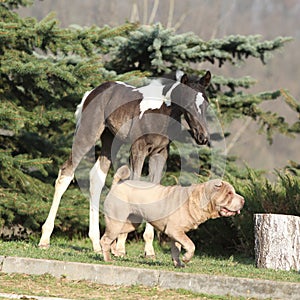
<box><xmin>203</xmin><ymin>179</ymin><xmax>223</xmax><ymax>201</ymax></box>
<box><xmin>190</xmin><ymin>185</ymin><xmax>210</xmax><ymax>210</ymax></box>
<box><xmin>214</xmin><ymin>180</ymin><xmax>222</xmax><ymax>189</ymax></box>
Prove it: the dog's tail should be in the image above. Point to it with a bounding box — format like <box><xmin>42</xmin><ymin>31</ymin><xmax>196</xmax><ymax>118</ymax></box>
<box><xmin>112</xmin><ymin>165</ymin><xmax>131</xmax><ymax>185</ymax></box>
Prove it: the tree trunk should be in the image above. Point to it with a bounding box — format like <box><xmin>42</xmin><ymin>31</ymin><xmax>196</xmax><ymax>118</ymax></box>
<box><xmin>254</xmin><ymin>213</ymin><xmax>300</xmax><ymax>271</ymax></box>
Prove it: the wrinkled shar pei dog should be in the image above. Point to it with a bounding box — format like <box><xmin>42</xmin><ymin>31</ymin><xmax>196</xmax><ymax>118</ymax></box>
<box><xmin>101</xmin><ymin>166</ymin><xmax>245</xmax><ymax>267</ymax></box>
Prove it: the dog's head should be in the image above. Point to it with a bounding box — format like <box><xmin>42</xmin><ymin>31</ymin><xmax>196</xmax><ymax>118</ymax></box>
<box><xmin>204</xmin><ymin>179</ymin><xmax>245</xmax><ymax>217</ymax></box>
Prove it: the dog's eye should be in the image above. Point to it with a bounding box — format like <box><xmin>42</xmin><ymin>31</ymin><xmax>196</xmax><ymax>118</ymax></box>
<box><xmin>228</xmin><ymin>191</ymin><xmax>233</xmax><ymax>196</ymax></box>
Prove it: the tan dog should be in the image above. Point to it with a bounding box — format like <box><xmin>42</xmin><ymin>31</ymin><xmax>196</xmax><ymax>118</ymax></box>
<box><xmin>101</xmin><ymin>166</ymin><xmax>244</xmax><ymax>267</ymax></box>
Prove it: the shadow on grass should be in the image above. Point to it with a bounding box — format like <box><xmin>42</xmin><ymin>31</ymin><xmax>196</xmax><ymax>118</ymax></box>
<box><xmin>196</xmin><ymin>247</ymin><xmax>254</xmax><ymax>265</ymax></box>
<box><xmin>115</xmin><ymin>255</ymin><xmax>171</xmax><ymax>268</ymax></box>
<box><xmin>155</xmin><ymin>236</ymin><xmax>255</xmax><ymax>268</ymax></box>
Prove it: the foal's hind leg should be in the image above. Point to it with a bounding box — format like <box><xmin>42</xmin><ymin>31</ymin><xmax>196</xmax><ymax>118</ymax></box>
<box><xmin>39</xmin><ymin>158</ymin><xmax>74</xmax><ymax>248</ymax></box>
<box><xmin>39</xmin><ymin>101</ymin><xmax>106</xmax><ymax>249</ymax></box>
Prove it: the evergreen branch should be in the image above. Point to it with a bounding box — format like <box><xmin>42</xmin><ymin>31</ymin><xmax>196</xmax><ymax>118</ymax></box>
<box><xmin>212</xmin><ymin>90</ymin><xmax>295</xmax><ymax>143</ymax></box>
<box><xmin>210</xmin><ymin>75</ymin><xmax>257</xmax><ymax>94</ymax></box>
<box><xmin>0</xmin><ymin>0</ymin><xmax>33</xmax><ymax>10</ymax></box>
<box><xmin>105</xmin><ymin>24</ymin><xmax>292</xmax><ymax>73</ymax></box>
<box><xmin>280</xmin><ymin>89</ymin><xmax>300</xmax><ymax>115</ymax></box>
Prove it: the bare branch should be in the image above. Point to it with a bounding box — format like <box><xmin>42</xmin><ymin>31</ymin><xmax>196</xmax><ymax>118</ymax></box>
<box><xmin>210</xmin><ymin>0</ymin><xmax>236</xmax><ymax>39</ymax></box>
<box><xmin>167</xmin><ymin>0</ymin><xmax>174</xmax><ymax>28</ymax></box>
<box><xmin>226</xmin><ymin>117</ymin><xmax>252</xmax><ymax>155</ymax></box>
<box><xmin>143</xmin><ymin>0</ymin><xmax>148</xmax><ymax>24</ymax></box>
<box><xmin>148</xmin><ymin>0</ymin><xmax>159</xmax><ymax>24</ymax></box>
<box><xmin>130</xmin><ymin>0</ymin><xmax>140</xmax><ymax>23</ymax></box>
<box><xmin>174</xmin><ymin>11</ymin><xmax>188</xmax><ymax>31</ymax></box>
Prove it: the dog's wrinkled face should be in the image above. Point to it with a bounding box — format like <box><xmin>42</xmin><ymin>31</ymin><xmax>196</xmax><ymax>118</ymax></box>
<box><xmin>205</xmin><ymin>179</ymin><xmax>245</xmax><ymax>217</ymax></box>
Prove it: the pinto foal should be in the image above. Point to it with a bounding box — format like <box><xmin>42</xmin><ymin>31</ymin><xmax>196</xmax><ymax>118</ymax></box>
<box><xmin>39</xmin><ymin>70</ymin><xmax>211</xmax><ymax>257</ymax></box>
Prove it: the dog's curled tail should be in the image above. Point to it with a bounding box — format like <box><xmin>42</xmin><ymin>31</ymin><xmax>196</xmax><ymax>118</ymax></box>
<box><xmin>112</xmin><ymin>165</ymin><xmax>131</xmax><ymax>185</ymax></box>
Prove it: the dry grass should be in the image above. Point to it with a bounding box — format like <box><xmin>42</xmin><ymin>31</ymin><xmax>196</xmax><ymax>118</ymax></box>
<box><xmin>0</xmin><ymin>273</ymin><xmax>239</xmax><ymax>300</ymax></box>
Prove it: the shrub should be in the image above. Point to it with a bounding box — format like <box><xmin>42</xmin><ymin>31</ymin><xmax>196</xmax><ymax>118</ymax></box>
<box><xmin>182</xmin><ymin>166</ymin><xmax>299</xmax><ymax>256</ymax></box>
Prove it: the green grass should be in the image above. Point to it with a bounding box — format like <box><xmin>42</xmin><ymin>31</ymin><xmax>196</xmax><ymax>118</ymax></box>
<box><xmin>0</xmin><ymin>236</ymin><xmax>299</xmax><ymax>283</ymax></box>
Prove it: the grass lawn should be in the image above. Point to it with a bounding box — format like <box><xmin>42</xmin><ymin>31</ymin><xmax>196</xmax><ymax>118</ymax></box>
<box><xmin>0</xmin><ymin>236</ymin><xmax>299</xmax><ymax>284</ymax></box>
<box><xmin>0</xmin><ymin>273</ymin><xmax>249</xmax><ymax>300</ymax></box>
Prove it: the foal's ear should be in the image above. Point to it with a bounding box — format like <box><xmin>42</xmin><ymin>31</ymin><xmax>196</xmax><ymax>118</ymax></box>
<box><xmin>199</xmin><ymin>71</ymin><xmax>211</xmax><ymax>88</ymax></box>
<box><xmin>176</xmin><ymin>70</ymin><xmax>188</xmax><ymax>84</ymax></box>
<box><xmin>180</xmin><ymin>74</ymin><xmax>189</xmax><ymax>85</ymax></box>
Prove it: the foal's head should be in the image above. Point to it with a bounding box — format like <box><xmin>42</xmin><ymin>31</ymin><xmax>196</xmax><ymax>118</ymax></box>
<box><xmin>176</xmin><ymin>71</ymin><xmax>211</xmax><ymax>145</ymax></box>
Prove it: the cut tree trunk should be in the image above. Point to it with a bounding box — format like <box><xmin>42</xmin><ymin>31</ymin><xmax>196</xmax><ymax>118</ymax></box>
<box><xmin>254</xmin><ymin>213</ymin><xmax>300</xmax><ymax>271</ymax></box>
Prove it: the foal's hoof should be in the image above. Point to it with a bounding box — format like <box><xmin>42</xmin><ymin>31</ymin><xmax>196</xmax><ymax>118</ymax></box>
<box><xmin>38</xmin><ymin>243</ymin><xmax>50</xmax><ymax>249</ymax></box>
<box><xmin>145</xmin><ymin>254</ymin><xmax>156</xmax><ymax>260</ymax></box>
<box><xmin>175</xmin><ymin>263</ymin><xmax>185</xmax><ymax>268</ymax></box>
<box><xmin>93</xmin><ymin>245</ymin><xmax>102</xmax><ymax>254</ymax></box>
<box><xmin>173</xmin><ymin>259</ymin><xmax>185</xmax><ymax>268</ymax></box>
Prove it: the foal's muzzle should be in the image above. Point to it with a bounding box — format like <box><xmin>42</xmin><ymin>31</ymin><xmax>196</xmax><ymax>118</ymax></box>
<box><xmin>189</xmin><ymin>129</ymin><xmax>210</xmax><ymax>146</ymax></box>
<box><xmin>197</xmin><ymin>133</ymin><xmax>210</xmax><ymax>146</ymax></box>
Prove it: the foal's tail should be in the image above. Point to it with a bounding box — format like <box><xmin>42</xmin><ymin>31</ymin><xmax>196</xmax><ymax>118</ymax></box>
<box><xmin>112</xmin><ymin>165</ymin><xmax>131</xmax><ymax>185</ymax></box>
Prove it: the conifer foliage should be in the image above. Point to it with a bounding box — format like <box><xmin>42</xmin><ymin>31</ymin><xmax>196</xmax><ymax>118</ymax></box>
<box><xmin>0</xmin><ymin>0</ymin><xmax>136</xmax><ymax>235</ymax></box>
<box><xmin>0</xmin><ymin>1</ymin><xmax>299</xmax><ymax>246</ymax></box>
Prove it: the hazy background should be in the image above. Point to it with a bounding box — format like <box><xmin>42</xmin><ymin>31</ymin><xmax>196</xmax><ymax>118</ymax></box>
<box><xmin>18</xmin><ymin>0</ymin><xmax>300</xmax><ymax>173</ymax></box>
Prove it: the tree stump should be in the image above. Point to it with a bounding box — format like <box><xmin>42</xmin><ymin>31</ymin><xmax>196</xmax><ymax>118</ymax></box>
<box><xmin>254</xmin><ymin>213</ymin><xmax>300</xmax><ymax>271</ymax></box>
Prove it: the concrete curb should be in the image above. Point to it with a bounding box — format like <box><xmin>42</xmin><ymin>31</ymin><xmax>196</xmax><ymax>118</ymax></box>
<box><xmin>1</xmin><ymin>256</ymin><xmax>299</xmax><ymax>299</ymax></box>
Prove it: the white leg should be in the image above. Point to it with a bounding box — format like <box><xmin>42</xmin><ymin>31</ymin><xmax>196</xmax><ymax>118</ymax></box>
<box><xmin>39</xmin><ymin>170</ymin><xmax>74</xmax><ymax>248</ymax></box>
<box><xmin>89</xmin><ymin>159</ymin><xmax>107</xmax><ymax>253</ymax></box>
<box><xmin>113</xmin><ymin>233</ymin><xmax>127</xmax><ymax>256</ymax></box>
<box><xmin>143</xmin><ymin>223</ymin><xmax>156</xmax><ymax>258</ymax></box>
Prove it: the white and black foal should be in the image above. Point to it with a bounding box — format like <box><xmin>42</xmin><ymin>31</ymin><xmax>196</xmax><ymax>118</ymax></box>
<box><xmin>39</xmin><ymin>70</ymin><xmax>211</xmax><ymax>258</ymax></box>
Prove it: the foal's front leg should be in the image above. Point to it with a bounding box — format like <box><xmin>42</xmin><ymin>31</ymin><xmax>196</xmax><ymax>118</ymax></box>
<box><xmin>39</xmin><ymin>159</ymin><xmax>74</xmax><ymax>249</ymax></box>
<box><xmin>148</xmin><ymin>149</ymin><xmax>168</xmax><ymax>184</ymax></box>
<box><xmin>143</xmin><ymin>148</ymin><xmax>169</xmax><ymax>258</ymax></box>
<box><xmin>89</xmin><ymin>157</ymin><xmax>110</xmax><ymax>253</ymax></box>
<box><xmin>113</xmin><ymin>142</ymin><xmax>148</xmax><ymax>256</ymax></box>
<box><xmin>89</xmin><ymin>129</ymin><xmax>118</xmax><ymax>253</ymax></box>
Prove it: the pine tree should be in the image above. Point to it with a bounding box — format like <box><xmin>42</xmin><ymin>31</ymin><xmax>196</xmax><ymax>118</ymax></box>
<box><xmin>0</xmin><ymin>0</ymin><xmax>138</xmax><ymax>235</ymax></box>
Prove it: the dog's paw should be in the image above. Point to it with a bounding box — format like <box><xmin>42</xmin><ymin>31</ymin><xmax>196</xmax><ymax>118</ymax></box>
<box><xmin>102</xmin><ymin>251</ymin><xmax>113</xmax><ymax>262</ymax></box>
<box><xmin>182</xmin><ymin>257</ymin><xmax>191</xmax><ymax>264</ymax></box>
<box><xmin>112</xmin><ymin>250</ymin><xmax>126</xmax><ymax>258</ymax></box>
